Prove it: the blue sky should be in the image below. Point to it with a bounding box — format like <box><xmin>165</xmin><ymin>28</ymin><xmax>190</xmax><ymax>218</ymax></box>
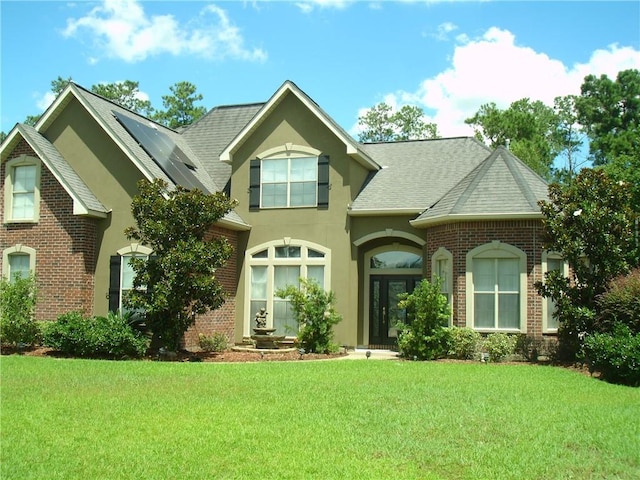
<box><xmin>2</xmin><ymin>0</ymin><xmax>639</xmax><ymax>145</ymax></box>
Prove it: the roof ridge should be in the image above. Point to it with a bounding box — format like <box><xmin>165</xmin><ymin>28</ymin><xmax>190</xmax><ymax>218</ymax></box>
<box><xmin>499</xmin><ymin>147</ymin><xmax>543</xmax><ymax>209</ymax></box>
<box><xmin>450</xmin><ymin>149</ymin><xmax>500</xmax><ymax>214</ymax></box>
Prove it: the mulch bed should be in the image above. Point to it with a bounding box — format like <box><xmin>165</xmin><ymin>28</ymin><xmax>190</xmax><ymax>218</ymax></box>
<box><xmin>0</xmin><ymin>346</ymin><xmax>347</xmax><ymax>363</ymax></box>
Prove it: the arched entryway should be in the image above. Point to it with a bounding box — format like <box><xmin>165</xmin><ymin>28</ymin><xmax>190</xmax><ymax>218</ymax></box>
<box><xmin>363</xmin><ymin>246</ymin><xmax>423</xmax><ymax>347</ymax></box>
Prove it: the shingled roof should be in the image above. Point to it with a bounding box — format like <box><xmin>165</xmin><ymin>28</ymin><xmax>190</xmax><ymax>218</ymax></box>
<box><xmin>6</xmin><ymin>123</ymin><xmax>109</xmax><ymax>217</ymax></box>
<box><xmin>411</xmin><ymin>146</ymin><xmax>549</xmax><ymax>227</ymax></box>
<box><xmin>350</xmin><ymin>137</ymin><xmax>492</xmax><ymax>214</ymax></box>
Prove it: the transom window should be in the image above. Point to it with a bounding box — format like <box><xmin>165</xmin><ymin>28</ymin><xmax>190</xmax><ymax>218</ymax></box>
<box><xmin>247</xmin><ymin>240</ymin><xmax>330</xmax><ymax>337</ymax></box>
<box><xmin>261</xmin><ymin>157</ymin><xmax>317</xmax><ymax>208</ymax></box>
<box><xmin>4</xmin><ymin>156</ymin><xmax>41</xmax><ymax>223</ymax></box>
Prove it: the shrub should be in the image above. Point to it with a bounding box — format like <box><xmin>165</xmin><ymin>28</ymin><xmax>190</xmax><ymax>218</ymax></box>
<box><xmin>483</xmin><ymin>333</ymin><xmax>517</xmax><ymax>362</ymax></box>
<box><xmin>276</xmin><ymin>278</ymin><xmax>342</xmax><ymax>354</ymax></box>
<box><xmin>595</xmin><ymin>268</ymin><xmax>640</xmax><ymax>335</ymax></box>
<box><xmin>448</xmin><ymin>327</ymin><xmax>482</xmax><ymax>360</ymax></box>
<box><xmin>583</xmin><ymin>323</ymin><xmax>640</xmax><ymax>387</ymax></box>
<box><xmin>198</xmin><ymin>332</ymin><xmax>229</xmax><ymax>353</ymax></box>
<box><xmin>396</xmin><ymin>279</ymin><xmax>450</xmax><ymax>360</ymax></box>
<box><xmin>0</xmin><ymin>274</ymin><xmax>39</xmax><ymax>347</ymax></box>
<box><xmin>42</xmin><ymin>311</ymin><xmax>148</xmax><ymax>359</ymax></box>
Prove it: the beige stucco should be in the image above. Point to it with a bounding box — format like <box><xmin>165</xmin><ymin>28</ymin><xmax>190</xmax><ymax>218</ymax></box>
<box><xmin>228</xmin><ymin>92</ymin><xmax>427</xmax><ymax>346</ymax></box>
<box><xmin>44</xmin><ymin>98</ymin><xmax>144</xmax><ymax>316</ymax></box>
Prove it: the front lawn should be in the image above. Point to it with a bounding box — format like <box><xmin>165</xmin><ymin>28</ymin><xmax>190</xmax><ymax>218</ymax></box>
<box><xmin>2</xmin><ymin>357</ymin><xmax>639</xmax><ymax>479</ymax></box>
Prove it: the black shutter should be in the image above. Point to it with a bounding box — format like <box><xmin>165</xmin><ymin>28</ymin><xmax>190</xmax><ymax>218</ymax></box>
<box><xmin>318</xmin><ymin>155</ymin><xmax>330</xmax><ymax>209</ymax></box>
<box><xmin>108</xmin><ymin>255</ymin><xmax>121</xmax><ymax>312</ymax></box>
<box><xmin>249</xmin><ymin>159</ymin><xmax>261</xmax><ymax>211</ymax></box>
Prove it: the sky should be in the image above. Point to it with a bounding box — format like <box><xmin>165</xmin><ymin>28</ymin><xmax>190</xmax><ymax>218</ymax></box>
<box><xmin>1</xmin><ymin>0</ymin><xmax>639</xmax><ymax>146</ymax></box>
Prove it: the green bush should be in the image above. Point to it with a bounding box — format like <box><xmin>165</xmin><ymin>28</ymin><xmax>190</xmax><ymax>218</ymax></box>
<box><xmin>276</xmin><ymin>278</ymin><xmax>342</xmax><ymax>354</ymax></box>
<box><xmin>42</xmin><ymin>311</ymin><xmax>148</xmax><ymax>359</ymax></box>
<box><xmin>595</xmin><ymin>268</ymin><xmax>640</xmax><ymax>335</ymax></box>
<box><xmin>396</xmin><ymin>279</ymin><xmax>451</xmax><ymax>360</ymax></box>
<box><xmin>198</xmin><ymin>332</ymin><xmax>229</xmax><ymax>352</ymax></box>
<box><xmin>583</xmin><ymin>324</ymin><xmax>640</xmax><ymax>387</ymax></box>
<box><xmin>447</xmin><ymin>327</ymin><xmax>482</xmax><ymax>360</ymax></box>
<box><xmin>483</xmin><ymin>333</ymin><xmax>517</xmax><ymax>362</ymax></box>
<box><xmin>0</xmin><ymin>275</ymin><xmax>39</xmax><ymax>347</ymax></box>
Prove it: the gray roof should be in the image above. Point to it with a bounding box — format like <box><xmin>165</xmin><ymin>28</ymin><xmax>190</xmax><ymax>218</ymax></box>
<box><xmin>70</xmin><ymin>85</ymin><xmax>250</xmax><ymax>227</ymax></box>
<box><xmin>413</xmin><ymin>146</ymin><xmax>549</xmax><ymax>224</ymax></box>
<box><xmin>16</xmin><ymin>123</ymin><xmax>109</xmax><ymax>215</ymax></box>
<box><xmin>181</xmin><ymin>103</ymin><xmax>263</xmax><ymax>188</ymax></box>
<box><xmin>72</xmin><ymin>84</ymin><xmax>220</xmax><ymax>194</ymax></box>
<box><xmin>351</xmin><ymin>137</ymin><xmax>491</xmax><ymax>212</ymax></box>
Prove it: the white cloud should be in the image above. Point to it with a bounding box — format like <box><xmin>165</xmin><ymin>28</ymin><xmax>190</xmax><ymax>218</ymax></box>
<box><xmin>62</xmin><ymin>0</ymin><xmax>267</xmax><ymax>63</ymax></box>
<box><xmin>295</xmin><ymin>0</ymin><xmax>353</xmax><ymax>13</ymax></box>
<box><xmin>35</xmin><ymin>91</ymin><xmax>57</xmax><ymax>111</ymax></box>
<box><xmin>357</xmin><ymin>27</ymin><xmax>640</xmax><ymax>137</ymax></box>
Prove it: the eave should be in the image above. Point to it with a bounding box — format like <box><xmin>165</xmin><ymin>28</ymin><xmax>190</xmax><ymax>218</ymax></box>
<box><xmin>410</xmin><ymin>212</ymin><xmax>544</xmax><ymax>228</ymax></box>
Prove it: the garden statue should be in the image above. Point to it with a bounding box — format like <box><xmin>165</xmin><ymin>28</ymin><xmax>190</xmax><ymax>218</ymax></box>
<box><xmin>255</xmin><ymin>308</ymin><xmax>268</xmax><ymax>328</ymax></box>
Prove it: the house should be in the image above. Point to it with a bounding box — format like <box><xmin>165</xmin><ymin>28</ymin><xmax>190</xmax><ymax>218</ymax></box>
<box><xmin>1</xmin><ymin>80</ymin><xmax>559</xmax><ymax>349</ymax></box>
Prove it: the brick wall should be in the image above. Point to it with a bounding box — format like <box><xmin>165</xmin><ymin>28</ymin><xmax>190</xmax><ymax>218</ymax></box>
<box><xmin>1</xmin><ymin>140</ymin><xmax>97</xmax><ymax>320</ymax></box>
<box><xmin>183</xmin><ymin>226</ymin><xmax>239</xmax><ymax>348</ymax></box>
<box><xmin>425</xmin><ymin>219</ymin><xmax>546</xmax><ymax>338</ymax></box>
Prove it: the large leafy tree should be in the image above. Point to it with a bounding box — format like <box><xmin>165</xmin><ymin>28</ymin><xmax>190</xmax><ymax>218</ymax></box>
<box><xmin>124</xmin><ymin>179</ymin><xmax>237</xmax><ymax>351</ymax></box>
<box><xmin>576</xmin><ymin>69</ymin><xmax>640</xmax><ymax>167</ymax></box>
<box><xmin>92</xmin><ymin>80</ymin><xmax>154</xmax><ymax>116</ymax></box>
<box><xmin>576</xmin><ymin>69</ymin><xmax>640</xmax><ymax>204</ymax></box>
<box><xmin>536</xmin><ymin>169</ymin><xmax>640</xmax><ymax>359</ymax></box>
<box><xmin>358</xmin><ymin>102</ymin><xmax>439</xmax><ymax>142</ymax></box>
<box><xmin>152</xmin><ymin>81</ymin><xmax>207</xmax><ymax>129</ymax></box>
<box><xmin>465</xmin><ymin>98</ymin><xmax>564</xmax><ymax>180</ymax></box>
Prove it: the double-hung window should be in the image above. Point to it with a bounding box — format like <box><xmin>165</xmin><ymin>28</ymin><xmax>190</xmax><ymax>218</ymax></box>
<box><xmin>466</xmin><ymin>241</ymin><xmax>527</xmax><ymax>332</ymax></box>
<box><xmin>262</xmin><ymin>157</ymin><xmax>317</xmax><ymax>208</ymax></box>
<box><xmin>248</xmin><ymin>146</ymin><xmax>329</xmax><ymax>210</ymax></box>
<box><xmin>4</xmin><ymin>156</ymin><xmax>41</xmax><ymax>223</ymax></box>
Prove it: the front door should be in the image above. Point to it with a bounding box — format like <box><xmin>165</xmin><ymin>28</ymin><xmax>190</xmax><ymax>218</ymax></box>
<box><xmin>369</xmin><ymin>275</ymin><xmax>421</xmax><ymax>346</ymax></box>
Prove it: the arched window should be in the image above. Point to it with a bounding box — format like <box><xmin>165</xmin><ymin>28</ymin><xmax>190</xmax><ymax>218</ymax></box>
<box><xmin>108</xmin><ymin>244</ymin><xmax>153</xmax><ymax>313</ymax></box>
<box><xmin>4</xmin><ymin>155</ymin><xmax>41</xmax><ymax>223</ymax></box>
<box><xmin>432</xmin><ymin>247</ymin><xmax>453</xmax><ymax>324</ymax></box>
<box><xmin>541</xmin><ymin>251</ymin><xmax>568</xmax><ymax>333</ymax></box>
<box><xmin>466</xmin><ymin>241</ymin><xmax>527</xmax><ymax>332</ymax></box>
<box><xmin>249</xmin><ymin>144</ymin><xmax>329</xmax><ymax>210</ymax></box>
<box><xmin>246</xmin><ymin>239</ymin><xmax>330</xmax><ymax>336</ymax></box>
<box><xmin>2</xmin><ymin>245</ymin><xmax>36</xmax><ymax>282</ymax></box>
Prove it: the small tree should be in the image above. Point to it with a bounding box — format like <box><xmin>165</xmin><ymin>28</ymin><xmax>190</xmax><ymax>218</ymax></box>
<box><xmin>396</xmin><ymin>279</ymin><xmax>450</xmax><ymax>360</ymax></box>
<box><xmin>0</xmin><ymin>274</ymin><xmax>39</xmax><ymax>347</ymax></box>
<box><xmin>537</xmin><ymin>169</ymin><xmax>640</xmax><ymax>359</ymax></box>
<box><xmin>276</xmin><ymin>278</ymin><xmax>342</xmax><ymax>354</ymax></box>
<box><xmin>124</xmin><ymin>179</ymin><xmax>237</xmax><ymax>351</ymax></box>
<box><xmin>358</xmin><ymin>102</ymin><xmax>439</xmax><ymax>142</ymax></box>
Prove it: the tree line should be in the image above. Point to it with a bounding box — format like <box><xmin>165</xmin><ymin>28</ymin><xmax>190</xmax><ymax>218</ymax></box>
<box><xmin>3</xmin><ymin>69</ymin><xmax>638</xmax><ymax>191</ymax></box>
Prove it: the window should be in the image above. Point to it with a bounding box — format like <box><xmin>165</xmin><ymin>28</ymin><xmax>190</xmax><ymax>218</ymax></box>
<box><xmin>542</xmin><ymin>252</ymin><xmax>568</xmax><ymax>333</ymax></box>
<box><xmin>432</xmin><ymin>247</ymin><xmax>453</xmax><ymax>323</ymax></box>
<box><xmin>466</xmin><ymin>241</ymin><xmax>527</xmax><ymax>332</ymax></box>
<box><xmin>262</xmin><ymin>157</ymin><xmax>317</xmax><ymax>207</ymax></box>
<box><xmin>249</xmin><ymin>145</ymin><xmax>329</xmax><ymax>210</ymax></box>
<box><xmin>109</xmin><ymin>245</ymin><xmax>153</xmax><ymax>313</ymax></box>
<box><xmin>2</xmin><ymin>245</ymin><xmax>36</xmax><ymax>282</ymax></box>
<box><xmin>4</xmin><ymin>156</ymin><xmax>41</xmax><ymax>222</ymax></box>
<box><xmin>246</xmin><ymin>239</ymin><xmax>330</xmax><ymax>337</ymax></box>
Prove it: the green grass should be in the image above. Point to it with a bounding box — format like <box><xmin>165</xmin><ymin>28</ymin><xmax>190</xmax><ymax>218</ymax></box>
<box><xmin>2</xmin><ymin>357</ymin><xmax>639</xmax><ymax>479</ymax></box>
